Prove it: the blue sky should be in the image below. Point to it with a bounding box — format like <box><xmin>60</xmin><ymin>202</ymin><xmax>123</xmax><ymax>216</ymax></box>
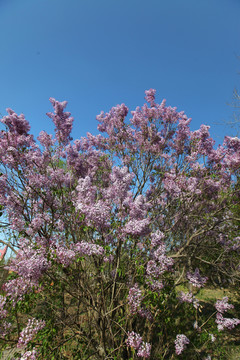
<box><xmin>0</xmin><ymin>0</ymin><xmax>240</xmax><ymax>144</ymax></box>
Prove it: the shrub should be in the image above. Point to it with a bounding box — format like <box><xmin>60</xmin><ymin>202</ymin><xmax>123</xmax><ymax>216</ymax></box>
<box><xmin>0</xmin><ymin>90</ymin><xmax>239</xmax><ymax>359</ymax></box>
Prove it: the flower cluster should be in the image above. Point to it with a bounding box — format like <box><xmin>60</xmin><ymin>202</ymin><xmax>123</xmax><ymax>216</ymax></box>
<box><xmin>215</xmin><ymin>313</ymin><xmax>240</xmax><ymax>331</ymax></box>
<box><xmin>3</xmin><ymin>278</ymin><xmax>35</xmax><ymax>303</ymax></box>
<box><xmin>20</xmin><ymin>348</ymin><xmax>38</xmax><ymax>360</ymax></box>
<box><xmin>178</xmin><ymin>291</ymin><xmax>199</xmax><ymax>309</ymax></box>
<box><xmin>0</xmin><ymin>321</ymin><xmax>11</xmax><ymax>337</ymax></box>
<box><xmin>128</xmin><ymin>284</ymin><xmax>143</xmax><ymax>314</ymax></box>
<box><xmin>0</xmin><ymin>295</ymin><xmax>7</xmax><ymax>319</ymax></box>
<box><xmin>126</xmin><ymin>331</ymin><xmax>151</xmax><ymax>358</ymax></box>
<box><xmin>215</xmin><ymin>297</ymin><xmax>234</xmax><ymax>313</ymax></box>
<box><xmin>174</xmin><ymin>334</ymin><xmax>190</xmax><ymax>355</ymax></box>
<box><xmin>186</xmin><ymin>268</ymin><xmax>208</xmax><ymax>288</ymax></box>
<box><xmin>46</xmin><ymin>98</ymin><xmax>73</xmax><ymax>145</ymax></box>
<box><xmin>150</xmin><ymin>230</ymin><xmax>165</xmax><ymax>247</ymax></box>
<box><xmin>74</xmin><ymin>242</ymin><xmax>105</xmax><ymax>257</ymax></box>
<box><xmin>214</xmin><ymin>297</ymin><xmax>240</xmax><ymax>331</ymax></box>
<box><xmin>17</xmin><ymin>318</ymin><xmax>45</xmax><ymax>348</ymax></box>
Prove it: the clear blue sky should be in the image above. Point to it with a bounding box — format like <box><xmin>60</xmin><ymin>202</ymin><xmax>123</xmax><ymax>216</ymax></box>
<box><xmin>0</xmin><ymin>0</ymin><xmax>240</xmax><ymax>144</ymax></box>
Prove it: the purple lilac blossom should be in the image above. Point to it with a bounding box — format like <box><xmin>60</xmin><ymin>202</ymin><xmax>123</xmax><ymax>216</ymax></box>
<box><xmin>215</xmin><ymin>297</ymin><xmax>234</xmax><ymax>314</ymax></box>
<box><xmin>137</xmin><ymin>342</ymin><xmax>152</xmax><ymax>358</ymax></box>
<box><xmin>138</xmin><ymin>307</ymin><xmax>153</xmax><ymax>322</ymax></box>
<box><xmin>126</xmin><ymin>331</ymin><xmax>143</xmax><ymax>350</ymax></box>
<box><xmin>52</xmin><ymin>245</ymin><xmax>76</xmax><ymax>267</ymax></box>
<box><xmin>126</xmin><ymin>331</ymin><xmax>151</xmax><ymax>358</ymax></box>
<box><xmin>1</xmin><ymin>108</ymin><xmax>31</xmax><ymax>135</ymax></box>
<box><xmin>151</xmin><ymin>230</ymin><xmax>165</xmax><ymax>247</ymax></box>
<box><xmin>17</xmin><ymin>318</ymin><xmax>45</xmax><ymax>348</ymax></box>
<box><xmin>74</xmin><ymin>242</ymin><xmax>104</xmax><ymax>257</ymax></box>
<box><xmin>3</xmin><ymin>278</ymin><xmax>36</xmax><ymax>303</ymax></box>
<box><xmin>20</xmin><ymin>348</ymin><xmax>38</xmax><ymax>360</ymax></box>
<box><xmin>46</xmin><ymin>98</ymin><xmax>73</xmax><ymax>145</ymax></box>
<box><xmin>145</xmin><ymin>88</ymin><xmax>156</xmax><ymax>107</ymax></box>
<box><xmin>0</xmin><ymin>321</ymin><xmax>11</xmax><ymax>337</ymax></box>
<box><xmin>0</xmin><ymin>295</ymin><xmax>7</xmax><ymax>319</ymax></box>
<box><xmin>215</xmin><ymin>313</ymin><xmax>240</xmax><ymax>331</ymax></box>
<box><xmin>178</xmin><ymin>291</ymin><xmax>199</xmax><ymax>309</ymax></box>
<box><xmin>124</xmin><ymin>218</ymin><xmax>151</xmax><ymax>236</ymax></box>
<box><xmin>174</xmin><ymin>334</ymin><xmax>190</xmax><ymax>355</ymax></box>
<box><xmin>186</xmin><ymin>268</ymin><xmax>208</xmax><ymax>288</ymax></box>
<box><xmin>6</xmin><ymin>238</ymin><xmax>49</xmax><ymax>283</ymax></box>
<box><xmin>128</xmin><ymin>284</ymin><xmax>143</xmax><ymax>314</ymax></box>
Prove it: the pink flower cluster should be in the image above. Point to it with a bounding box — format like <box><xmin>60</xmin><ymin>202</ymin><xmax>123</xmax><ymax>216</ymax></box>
<box><xmin>0</xmin><ymin>295</ymin><xmax>7</xmax><ymax>319</ymax></box>
<box><xmin>146</xmin><ymin>237</ymin><xmax>174</xmax><ymax>286</ymax></box>
<box><xmin>0</xmin><ymin>321</ymin><xmax>11</xmax><ymax>337</ymax></box>
<box><xmin>17</xmin><ymin>318</ymin><xmax>45</xmax><ymax>348</ymax></box>
<box><xmin>20</xmin><ymin>348</ymin><xmax>38</xmax><ymax>360</ymax></box>
<box><xmin>46</xmin><ymin>98</ymin><xmax>73</xmax><ymax>145</ymax></box>
<box><xmin>128</xmin><ymin>284</ymin><xmax>143</xmax><ymax>314</ymax></box>
<box><xmin>214</xmin><ymin>297</ymin><xmax>240</xmax><ymax>331</ymax></box>
<box><xmin>178</xmin><ymin>291</ymin><xmax>199</xmax><ymax>309</ymax></box>
<box><xmin>215</xmin><ymin>297</ymin><xmax>234</xmax><ymax>314</ymax></box>
<box><xmin>215</xmin><ymin>313</ymin><xmax>240</xmax><ymax>331</ymax></box>
<box><xmin>186</xmin><ymin>268</ymin><xmax>208</xmax><ymax>288</ymax></box>
<box><xmin>174</xmin><ymin>334</ymin><xmax>190</xmax><ymax>355</ymax></box>
<box><xmin>126</xmin><ymin>331</ymin><xmax>151</xmax><ymax>358</ymax></box>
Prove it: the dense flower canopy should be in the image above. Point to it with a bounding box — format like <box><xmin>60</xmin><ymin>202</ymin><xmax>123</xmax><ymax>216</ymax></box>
<box><xmin>0</xmin><ymin>90</ymin><xmax>239</xmax><ymax>359</ymax></box>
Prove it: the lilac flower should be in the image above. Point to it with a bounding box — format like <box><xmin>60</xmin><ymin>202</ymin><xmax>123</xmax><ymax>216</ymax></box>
<box><xmin>46</xmin><ymin>98</ymin><xmax>73</xmax><ymax>145</ymax></box>
<box><xmin>7</xmin><ymin>239</ymin><xmax>49</xmax><ymax>283</ymax></box>
<box><xmin>128</xmin><ymin>195</ymin><xmax>150</xmax><ymax>220</ymax></box>
<box><xmin>126</xmin><ymin>332</ymin><xmax>151</xmax><ymax>358</ymax></box>
<box><xmin>128</xmin><ymin>284</ymin><xmax>143</xmax><ymax>314</ymax></box>
<box><xmin>0</xmin><ymin>295</ymin><xmax>7</xmax><ymax>319</ymax></box>
<box><xmin>186</xmin><ymin>268</ymin><xmax>208</xmax><ymax>288</ymax></box>
<box><xmin>145</xmin><ymin>88</ymin><xmax>156</xmax><ymax>107</ymax></box>
<box><xmin>146</xmin><ymin>241</ymin><xmax>174</xmax><ymax>282</ymax></box>
<box><xmin>3</xmin><ymin>278</ymin><xmax>35</xmax><ymax>303</ymax></box>
<box><xmin>138</xmin><ymin>307</ymin><xmax>153</xmax><ymax>322</ymax></box>
<box><xmin>17</xmin><ymin>318</ymin><xmax>45</xmax><ymax>348</ymax></box>
<box><xmin>53</xmin><ymin>245</ymin><xmax>76</xmax><ymax>267</ymax></box>
<box><xmin>76</xmin><ymin>176</ymin><xmax>111</xmax><ymax>228</ymax></box>
<box><xmin>215</xmin><ymin>297</ymin><xmax>234</xmax><ymax>314</ymax></box>
<box><xmin>75</xmin><ymin>242</ymin><xmax>104</xmax><ymax>257</ymax></box>
<box><xmin>153</xmin><ymin>244</ymin><xmax>174</xmax><ymax>272</ymax></box>
<box><xmin>178</xmin><ymin>291</ymin><xmax>199</xmax><ymax>309</ymax></box>
<box><xmin>147</xmin><ymin>279</ymin><xmax>164</xmax><ymax>293</ymax></box>
<box><xmin>126</xmin><ymin>331</ymin><xmax>143</xmax><ymax>350</ymax></box>
<box><xmin>215</xmin><ymin>313</ymin><xmax>240</xmax><ymax>331</ymax></box>
<box><xmin>20</xmin><ymin>348</ymin><xmax>38</xmax><ymax>360</ymax></box>
<box><xmin>1</xmin><ymin>108</ymin><xmax>31</xmax><ymax>135</ymax></box>
<box><xmin>151</xmin><ymin>230</ymin><xmax>165</xmax><ymax>247</ymax></box>
<box><xmin>37</xmin><ymin>130</ymin><xmax>55</xmax><ymax>148</ymax></box>
<box><xmin>108</xmin><ymin>166</ymin><xmax>134</xmax><ymax>202</ymax></box>
<box><xmin>0</xmin><ymin>321</ymin><xmax>12</xmax><ymax>337</ymax></box>
<box><xmin>174</xmin><ymin>334</ymin><xmax>190</xmax><ymax>355</ymax></box>
<box><xmin>124</xmin><ymin>218</ymin><xmax>151</xmax><ymax>236</ymax></box>
<box><xmin>146</xmin><ymin>260</ymin><xmax>161</xmax><ymax>278</ymax></box>
<box><xmin>137</xmin><ymin>342</ymin><xmax>151</xmax><ymax>358</ymax></box>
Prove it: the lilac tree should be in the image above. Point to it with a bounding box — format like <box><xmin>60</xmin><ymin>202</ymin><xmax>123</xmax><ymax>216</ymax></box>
<box><xmin>0</xmin><ymin>90</ymin><xmax>239</xmax><ymax>359</ymax></box>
